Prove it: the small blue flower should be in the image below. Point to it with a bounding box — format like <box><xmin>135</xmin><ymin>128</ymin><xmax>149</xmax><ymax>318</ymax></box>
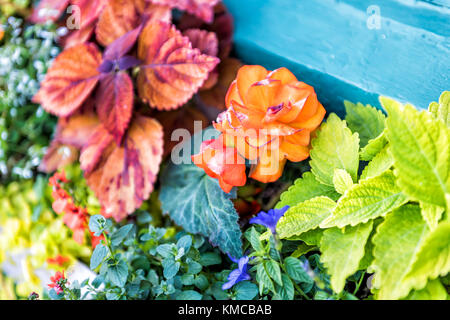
<box><xmin>222</xmin><ymin>254</ymin><xmax>251</xmax><ymax>290</ymax></box>
<box><xmin>249</xmin><ymin>205</ymin><xmax>290</xmax><ymax>234</ymax></box>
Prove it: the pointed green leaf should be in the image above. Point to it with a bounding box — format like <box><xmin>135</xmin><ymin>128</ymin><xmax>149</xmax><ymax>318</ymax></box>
<box><xmin>404</xmin><ymin>222</ymin><xmax>450</xmax><ymax>290</ymax></box>
<box><xmin>320</xmin><ymin>221</ymin><xmax>373</xmax><ymax>293</ymax></box>
<box><xmin>276</xmin><ymin>196</ymin><xmax>336</xmax><ymax>239</ymax></box>
<box><xmin>371</xmin><ymin>205</ymin><xmax>429</xmax><ymax>300</ymax></box>
<box><xmin>275</xmin><ymin>172</ymin><xmax>339</xmax><ymax>209</ymax></box>
<box><xmin>383</xmin><ymin>97</ymin><xmax>450</xmax><ymax>208</ymax></box>
<box><xmin>428</xmin><ymin>91</ymin><xmax>449</xmax><ymax>127</ymax></box>
<box><xmin>360</xmin><ymin>130</ymin><xmax>388</xmax><ymax>161</ymax></box>
<box><xmin>420</xmin><ymin>202</ymin><xmax>444</xmax><ymax>230</ymax></box>
<box><xmin>344</xmin><ymin>101</ymin><xmax>386</xmax><ymax>147</ymax></box>
<box><xmin>310</xmin><ymin>113</ymin><xmax>360</xmax><ymax>186</ymax></box>
<box><xmin>265</xmin><ymin>260</ymin><xmax>283</xmax><ymax>286</ymax></box>
<box><xmin>333</xmin><ymin>168</ymin><xmax>354</xmax><ymax>194</ymax></box>
<box><xmin>360</xmin><ymin>145</ymin><xmax>394</xmax><ymax>180</ymax></box>
<box><xmin>321</xmin><ymin>171</ymin><xmax>408</xmax><ymax>228</ymax></box>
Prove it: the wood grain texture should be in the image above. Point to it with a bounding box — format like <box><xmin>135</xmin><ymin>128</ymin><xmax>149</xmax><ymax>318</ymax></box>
<box><xmin>223</xmin><ymin>0</ymin><xmax>450</xmax><ymax>115</ymax></box>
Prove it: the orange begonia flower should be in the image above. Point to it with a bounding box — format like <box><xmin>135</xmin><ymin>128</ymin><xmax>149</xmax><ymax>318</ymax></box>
<box><xmin>191</xmin><ymin>135</ymin><xmax>247</xmax><ymax>193</ymax></box>
<box><xmin>214</xmin><ymin>65</ymin><xmax>326</xmax><ymax>183</ymax></box>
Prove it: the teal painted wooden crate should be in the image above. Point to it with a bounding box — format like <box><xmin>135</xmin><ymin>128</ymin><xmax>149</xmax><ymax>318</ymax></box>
<box><xmin>222</xmin><ymin>0</ymin><xmax>450</xmax><ymax>115</ymax></box>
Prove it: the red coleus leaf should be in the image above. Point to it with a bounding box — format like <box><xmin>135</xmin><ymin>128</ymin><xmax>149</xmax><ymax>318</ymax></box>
<box><xmin>183</xmin><ymin>29</ymin><xmax>218</xmax><ymax>57</ymax></box>
<box><xmin>183</xmin><ymin>29</ymin><xmax>219</xmax><ymax>90</ymax></box>
<box><xmin>80</xmin><ymin>116</ymin><xmax>164</xmax><ymax>221</ymax></box>
<box><xmin>137</xmin><ymin>20</ymin><xmax>219</xmax><ymax>110</ymax></box>
<box><xmin>32</xmin><ymin>43</ymin><xmax>102</xmax><ymax>117</ymax></box>
<box><xmin>96</xmin><ymin>0</ymin><xmax>171</xmax><ymax>47</ymax></box>
<box><xmin>178</xmin><ymin>3</ymin><xmax>233</xmax><ymax>59</ymax></box>
<box><xmin>152</xmin><ymin>0</ymin><xmax>219</xmax><ymax>23</ymax></box>
<box><xmin>96</xmin><ymin>72</ymin><xmax>134</xmax><ymax>144</ymax></box>
<box><xmin>29</xmin><ymin>0</ymin><xmax>70</xmax><ymax>24</ymax></box>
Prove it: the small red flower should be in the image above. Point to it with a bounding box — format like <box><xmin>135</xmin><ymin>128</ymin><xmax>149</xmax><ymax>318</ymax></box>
<box><xmin>47</xmin><ymin>255</ymin><xmax>70</xmax><ymax>267</ymax></box>
<box><xmin>192</xmin><ymin>135</ymin><xmax>247</xmax><ymax>193</ymax></box>
<box><xmin>48</xmin><ymin>271</ymin><xmax>68</xmax><ymax>295</ymax></box>
<box><xmin>90</xmin><ymin>232</ymin><xmax>105</xmax><ymax>249</ymax></box>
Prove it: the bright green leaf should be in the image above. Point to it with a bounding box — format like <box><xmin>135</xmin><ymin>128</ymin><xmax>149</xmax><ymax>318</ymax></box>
<box><xmin>333</xmin><ymin>168</ymin><xmax>354</xmax><ymax>194</ymax></box>
<box><xmin>276</xmin><ymin>196</ymin><xmax>336</xmax><ymax>239</ymax></box>
<box><xmin>360</xmin><ymin>145</ymin><xmax>394</xmax><ymax>180</ymax></box>
<box><xmin>344</xmin><ymin>101</ymin><xmax>385</xmax><ymax>147</ymax></box>
<box><xmin>371</xmin><ymin>205</ymin><xmax>429</xmax><ymax>300</ymax></box>
<box><xmin>310</xmin><ymin>113</ymin><xmax>360</xmax><ymax>186</ymax></box>
<box><xmin>320</xmin><ymin>221</ymin><xmax>373</xmax><ymax>293</ymax></box>
<box><xmin>360</xmin><ymin>130</ymin><xmax>388</xmax><ymax>161</ymax></box>
<box><xmin>275</xmin><ymin>172</ymin><xmax>339</xmax><ymax>209</ymax></box>
<box><xmin>428</xmin><ymin>91</ymin><xmax>450</xmax><ymax>127</ymax></box>
<box><xmin>404</xmin><ymin>222</ymin><xmax>450</xmax><ymax>290</ymax></box>
<box><xmin>321</xmin><ymin>171</ymin><xmax>408</xmax><ymax>228</ymax></box>
<box><xmin>420</xmin><ymin>202</ymin><xmax>444</xmax><ymax>230</ymax></box>
<box><xmin>383</xmin><ymin>97</ymin><xmax>450</xmax><ymax>208</ymax></box>
<box><xmin>404</xmin><ymin>279</ymin><xmax>448</xmax><ymax>300</ymax></box>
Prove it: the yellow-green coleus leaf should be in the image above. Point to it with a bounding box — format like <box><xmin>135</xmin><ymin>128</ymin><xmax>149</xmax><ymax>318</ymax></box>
<box><xmin>428</xmin><ymin>91</ymin><xmax>449</xmax><ymax>127</ymax></box>
<box><xmin>360</xmin><ymin>145</ymin><xmax>394</xmax><ymax>180</ymax></box>
<box><xmin>310</xmin><ymin>113</ymin><xmax>360</xmax><ymax>186</ymax></box>
<box><xmin>320</xmin><ymin>221</ymin><xmax>373</xmax><ymax>293</ymax></box>
<box><xmin>360</xmin><ymin>129</ymin><xmax>388</xmax><ymax>161</ymax></box>
<box><xmin>371</xmin><ymin>205</ymin><xmax>429</xmax><ymax>300</ymax></box>
<box><xmin>332</xmin><ymin>168</ymin><xmax>354</xmax><ymax>194</ymax></box>
<box><xmin>382</xmin><ymin>97</ymin><xmax>450</xmax><ymax>208</ymax></box>
<box><xmin>419</xmin><ymin>202</ymin><xmax>444</xmax><ymax>230</ymax></box>
<box><xmin>276</xmin><ymin>196</ymin><xmax>336</xmax><ymax>239</ymax></box>
<box><xmin>321</xmin><ymin>171</ymin><xmax>408</xmax><ymax>228</ymax></box>
<box><xmin>275</xmin><ymin>172</ymin><xmax>339</xmax><ymax>209</ymax></box>
<box><xmin>344</xmin><ymin>101</ymin><xmax>386</xmax><ymax>147</ymax></box>
<box><xmin>403</xmin><ymin>279</ymin><xmax>448</xmax><ymax>300</ymax></box>
<box><xmin>403</xmin><ymin>221</ymin><xmax>450</xmax><ymax>290</ymax></box>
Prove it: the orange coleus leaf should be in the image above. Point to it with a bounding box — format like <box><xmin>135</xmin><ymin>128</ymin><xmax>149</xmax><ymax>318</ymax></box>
<box><xmin>80</xmin><ymin>116</ymin><xmax>164</xmax><ymax>221</ymax></box>
<box><xmin>40</xmin><ymin>107</ymin><xmax>100</xmax><ymax>173</ymax></box>
<box><xmin>29</xmin><ymin>0</ymin><xmax>69</xmax><ymax>23</ymax></box>
<box><xmin>152</xmin><ymin>0</ymin><xmax>219</xmax><ymax>23</ymax></box>
<box><xmin>96</xmin><ymin>72</ymin><xmax>134</xmax><ymax>144</ymax></box>
<box><xmin>137</xmin><ymin>20</ymin><xmax>219</xmax><ymax>110</ymax></box>
<box><xmin>96</xmin><ymin>0</ymin><xmax>171</xmax><ymax>47</ymax></box>
<box><xmin>32</xmin><ymin>43</ymin><xmax>102</xmax><ymax>117</ymax></box>
<box><xmin>55</xmin><ymin>105</ymin><xmax>100</xmax><ymax>147</ymax></box>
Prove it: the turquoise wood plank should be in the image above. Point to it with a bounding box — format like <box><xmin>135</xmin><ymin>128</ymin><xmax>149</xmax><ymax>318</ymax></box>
<box><xmin>223</xmin><ymin>0</ymin><xmax>450</xmax><ymax>116</ymax></box>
